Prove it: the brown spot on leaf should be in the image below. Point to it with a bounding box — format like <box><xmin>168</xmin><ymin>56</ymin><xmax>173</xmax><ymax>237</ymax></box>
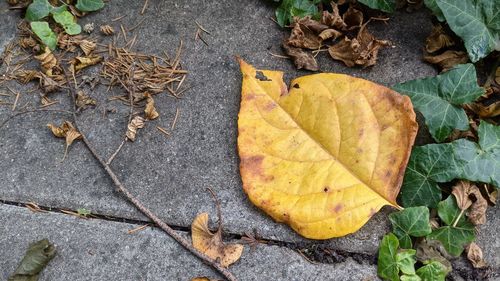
<box><xmin>245</xmin><ymin>93</ymin><xmax>256</xmax><ymax>101</ymax></box>
<box><xmin>264</xmin><ymin>102</ymin><xmax>277</xmax><ymax>111</ymax></box>
<box><xmin>332</xmin><ymin>204</ymin><xmax>343</xmax><ymax>213</ymax></box>
<box><xmin>369</xmin><ymin>208</ymin><xmax>377</xmax><ymax>217</ymax></box>
<box><xmin>323</xmin><ymin>186</ymin><xmax>330</xmax><ymax>192</ymax></box>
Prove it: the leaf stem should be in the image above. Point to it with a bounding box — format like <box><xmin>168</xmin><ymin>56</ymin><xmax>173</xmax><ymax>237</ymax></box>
<box><xmin>452</xmin><ymin>208</ymin><xmax>466</xmax><ymax>227</ymax></box>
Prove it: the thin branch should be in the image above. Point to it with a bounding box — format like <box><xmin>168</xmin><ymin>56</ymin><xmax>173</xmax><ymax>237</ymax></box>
<box><xmin>62</xmin><ymin>69</ymin><xmax>237</xmax><ymax>281</ymax></box>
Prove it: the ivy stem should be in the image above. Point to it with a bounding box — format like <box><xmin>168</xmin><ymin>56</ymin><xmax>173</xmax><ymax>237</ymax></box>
<box><xmin>452</xmin><ymin>208</ymin><xmax>466</xmax><ymax>227</ymax></box>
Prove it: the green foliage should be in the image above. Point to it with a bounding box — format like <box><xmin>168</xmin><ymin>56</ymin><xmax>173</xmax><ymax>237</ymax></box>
<box><xmin>434</xmin><ymin>0</ymin><xmax>500</xmax><ymax>62</ymax></box>
<box><xmin>393</xmin><ymin>64</ymin><xmax>484</xmax><ymax>142</ymax></box>
<box><xmin>75</xmin><ymin>0</ymin><xmax>105</xmax><ymax>12</ymax></box>
<box><xmin>378</xmin><ymin>233</ymin><xmax>400</xmax><ymax>281</ymax></box>
<box><xmin>437</xmin><ymin>195</ymin><xmax>464</xmax><ymax>226</ymax></box>
<box><xmin>275</xmin><ymin>0</ymin><xmax>323</xmax><ymax>27</ymax></box>
<box><xmin>30</xmin><ymin>21</ymin><xmax>57</xmax><ymax>50</ymax></box>
<box><xmin>25</xmin><ymin>0</ymin><xmax>52</xmax><ymax>21</ymax></box>
<box><xmin>8</xmin><ymin>239</ymin><xmax>56</xmax><ymax>281</ymax></box>
<box><xmin>396</xmin><ymin>249</ymin><xmax>417</xmax><ymax>275</ymax></box>
<box><xmin>415</xmin><ymin>260</ymin><xmax>449</xmax><ymax>281</ymax></box>
<box><xmin>52</xmin><ymin>8</ymin><xmax>82</xmax><ymax>35</ymax></box>
<box><xmin>389</xmin><ymin>207</ymin><xmax>432</xmax><ymax>249</ymax></box>
<box><xmin>358</xmin><ymin>0</ymin><xmax>395</xmax><ymax>13</ymax></box>
<box><xmin>423</xmin><ymin>0</ymin><xmax>444</xmax><ymax>21</ymax></box>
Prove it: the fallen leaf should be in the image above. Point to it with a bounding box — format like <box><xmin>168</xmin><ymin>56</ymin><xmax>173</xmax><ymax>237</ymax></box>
<box><xmin>328</xmin><ymin>24</ymin><xmax>390</xmax><ymax>68</ymax></box>
<box><xmin>318</xmin><ymin>29</ymin><xmax>342</xmax><ymax>41</ymax></box>
<box><xmin>321</xmin><ymin>2</ymin><xmax>346</xmax><ymax>29</ymax></box>
<box><xmin>464</xmin><ymin>101</ymin><xmax>500</xmax><ymax>118</ymax></box>
<box><xmin>451</xmin><ymin>181</ymin><xmax>474</xmax><ymax>211</ymax></box>
<box><xmin>286</xmin><ymin>19</ymin><xmax>322</xmax><ymax>50</ymax></box>
<box><xmin>76</xmin><ymin>91</ymin><xmax>96</xmax><ymax>110</ymax></box>
<box><xmin>415</xmin><ymin>239</ymin><xmax>452</xmax><ymax>272</ymax></box>
<box><xmin>425</xmin><ymin>24</ymin><xmax>455</xmax><ymax>53</ymax></box>
<box><xmin>34</xmin><ymin>46</ymin><xmax>57</xmax><ymax>76</ymax></box>
<box><xmin>79</xmin><ymin>39</ymin><xmax>96</xmax><ymax>56</ymax></box>
<box><xmin>126</xmin><ymin>116</ymin><xmax>145</xmax><ymax>141</ymax></box>
<box><xmin>144</xmin><ymin>93</ymin><xmax>159</xmax><ymax>120</ymax></box>
<box><xmin>191</xmin><ymin>213</ymin><xmax>243</xmax><ymax>267</ymax></box>
<box><xmin>466</xmin><ymin>242</ymin><xmax>487</xmax><ymax>268</ymax></box>
<box><xmin>8</xmin><ymin>239</ymin><xmax>56</xmax><ymax>281</ymax></box>
<box><xmin>47</xmin><ymin>121</ymin><xmax>82</xmax><ymax>161</ymax></box>
<box><xmin>100</xmin><ymin>24</ymin><xmax>115</xmax><ymax>35</ymax></box>
<box><xmin>467</xmin><ymin>186</ymin><xmax>488</xmax><ymax>225</ymax></box>
<box><xmin>294</xmin><ymin>16</ymin><xmax>329</xmax><ymax>34</ymax></box>
<box><xmin>342</xmin><ymin>5</ymin><xmax>364</xmax><ymax>30</ymax></box>
<box><xmin>238</xmin><ymin>59</ymin><xmax>417</xmax><ymax>238</ymax></box>
<box><xmin>282</xmin><ymin>41</ymin><xmax>318</xmax><ymax>71</ymax></box>
<box><xmin>423</xmin><ymin>50</ymin><xmax>469</xmax><ymax>72</ymax></box>
<box><xmin>39</xmin><ymin>73</ymin><xmax>61</xmax><ymax>93</ymax></box>
<box><xmin>70</xmin><ymin>55</ymin><xmax>103</xmax><ymax>72</ymax></box>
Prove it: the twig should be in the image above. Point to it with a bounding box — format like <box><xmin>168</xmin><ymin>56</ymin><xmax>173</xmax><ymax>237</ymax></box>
<box><xmin>112</xmin><ymin>15</ymin><xmax>126</xmax><ymax>22</ymax></box>
<box><xmin>140</xmin><ymin>0</ymin><xmax>149</xmax><ymax>15</ymax></box>
<box><xmin>106</xmin><ymin>139</ymin><xmax>126</xmax><ymax>165</ymax></box>
<box><xmin>207</xmin><ymin>187</ymin><xmax>222</xmax><ymax>230</ymax></box>
<box><xmin>128</xmin><ymin>224</ymin><xmax>149</xmax><ymax>234</ymax></box>
<box><xmin>171</xmin><ymin>108</ymin><xmax>179</xmax><ymax>130</ymax></box>
<box><xmin>0</xmin><ymin>109</ymin><xmax>73</xmax><ymax>130</ymax></box>
<box><xmin>62</xmin><ymin>69</ymin><xmax>237</xmax><ymax>281</ymax></box>
<box><xmin>195</xmin><ymin>21</ymin><xmax>211</xmax><ymax>35</ymax></box>
<box><xmin>156</xmin><ymin>126</ymin><xmax>170</xmax><ymax>137</ymax></box>
<box><xmin>11</xmin><ymin>92</ymin><xmax>20</xmax><ymax>111</ymax></box>
<box><xmin>268</xmin><ymin>52</ymin><xmax>289</xmax><ymax>59</ymax></box>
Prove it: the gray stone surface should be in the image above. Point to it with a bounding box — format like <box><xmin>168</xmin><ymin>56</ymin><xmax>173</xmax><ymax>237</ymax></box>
<box><xmin>0</xmin><ymin>2</ymin><xmax>17</xmax><ymax>54</ymax></box>
<box><xmin>0</xmin><ymin>204</ymin><xmax>380</xmax><ymax>281</ymax></box>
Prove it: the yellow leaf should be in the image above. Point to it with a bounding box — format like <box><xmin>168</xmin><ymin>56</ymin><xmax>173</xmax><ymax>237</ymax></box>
<box><xmin>46</xmin><ymin>121</ymin><xmax>82</xmax><ymax>161</ymax></box>
<box><xmin>237</xmin><ymin>59</ymin><xmax>417</xmax><ymax>239</ymax></box>
<box><xmin>191</xmin><ymin>213</ymin><xmax>243</xmax><ymax>267</ymax></box>
<box><xmin>70</xmin><ymin>55</ymin><xmax>103</xmax><ymax>72</ymax></box>
<box><xmin>34</xmin><ymin>46</ymin><xmax>57</xmax><ymax>76</ymax></box>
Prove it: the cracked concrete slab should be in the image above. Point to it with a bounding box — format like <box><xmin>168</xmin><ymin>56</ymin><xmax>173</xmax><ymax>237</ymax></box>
<box><xmin>0</xmin><ymin>203</ymin><xmax>380</xmax><ymax>281</ymax></box>
<box><xmin>2</xmin><ymin>0</ymin><xmax>495</xmax><ymax>268</ymax></box>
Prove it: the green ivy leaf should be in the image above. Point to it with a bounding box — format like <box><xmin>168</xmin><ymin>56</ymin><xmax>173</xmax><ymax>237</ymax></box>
<box><xmin>401</xmin><ymin>275</ymin><xmax>422</xmax><ymax>281</ymax></box>
<box><xmin>393</xmin><ymin>64</ymin><xmax>484</xmax><ymax>142</ymax></box>
<box><xmin>377</xmin><ymin>233</ymin><xmax>399</xmax><ymax>281</ymax></box>
<box><xmin>396</xmin><ymin>249</ymin><xmax>417</xmax><ymax>275</ymax></box>
<box><xmin>389</xmin><ymin>207</ymin><xmax>432</xmax><ymax>249</ymax></box>
<box><xmin>358</xmin><ymin>0</ymin><xmax>395</xmax><ymax>13</ymax></box>
<box><xmin>275</xmin><ymin>0</ymin><xmax>321</xmax><ymax>27</ymax></box>
<box><xmin>8</xmin><ymin>239</ymin><xmax>56</xmax><ymax>280</ymax></box>
<box><xmin>75</xmin><ymin>0</ymin><xmax>105</xmax><ymax>12</ymax></box>
<box><xmin>30</xmin><ymin>21</ymin><xmax>57</xmax><ymax>50</ymax></box>
<box><xmin>416</xmin><ymin>260</ymin><xmax>449</xmax><ymax>281</ymax></box>
<box><xmin>436</xmin><ymin>0</ymin><xmax>500</xmax><ymax>62</ymax></box>
<box><xmin>399</xmin><ymin>143</ymin><xmax>458</xmax><ymax>207</ymax></box>
<box><xmin>427</xmin><ymin>223</ymin><xmax>475</xmax><ymax>256</ymax></box>
<box><xmin>437</xmin><ymin>195</ymin><xmax>465</xmax><ymax>226</ymax></box>
<box><xmin>25</xmin><ymin>0</ymin><xmax>51</xmax><ymax>21</ymax></box>
<box><xmin>423</xmin><ymin>0</ymin><xmax>445</xmax><ymax>21</ymax></box>
<box><xmin>52</xmin><ymin>9</ymin><xmax>82</xmax><ymax>35</ymax></box>
<box><xmin>453</xmin><ymin>121</ymin><xmax>500</xmax><ymax>187</ymax></box>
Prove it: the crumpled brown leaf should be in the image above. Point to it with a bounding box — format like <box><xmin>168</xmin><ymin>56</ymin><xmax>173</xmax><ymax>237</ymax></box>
<box><xmin>126</xmin><ymin>116</ymin><xmax>145</xmax><ymax>141</ymax></box>
<box><xmin>70</xmin><ymin>55</ymin><xmax>103</xmax><ymax>72</ymax></box>
<box><xmin>452</xmin><ymin>181</ymin><xmax>488</xmax><ymax>225</ymax></box>
<box><xmin>191</xmin><ymin>212</ymin><xmax>243</xmax><ymax>267</ymax></box>
<box><xmin>76</xmin><ymin>91</ymin><xmax>96</xmax><ymax>110</ymax></box>
<box><xmin>415</xmin><ymin>239</ymin><xmax>453</xmax><ymax>272</ymax></box>
<box><xmin>424</xmin><ymin>50</ymin><xmax>468</xmax><ymax>72</ymax></box>
<box><xmin>466</xmin><ymin>242</ymin><xmax>488</xmax><ymax>268</ymax></box>
<box><xmin>321</xmin><ymin>2</ymin><xmax>346</xmax><ymax>30</ymax></box>
<box><xmin>328</xmin><ymin>24</ymin><xmax>389</xmax><ymax>68</ymax></box>
<box><xmin>34</xmin><ymin>47</ymin><xmax>57</xmax><ymax>76</ymax></box>
<box><xmin>282</xmin><ymin>42</ymin><xmax>318</xmax><ymax>71</ymax></box>
<box><xmin>144</xmin><ymin>93</ymin><xmax>159</xmax><ymax>120</ymax></box>
<box><xmin>47</xmin><ymin>121</ymin><xmax>82</xmax><ymax>161</ymax></box>
<box><xmin>8</xmin><ymin>239</ymin><xmax>56</xmax><ymax>281</ymax></box>
<box><xmin>464</xmin><ymin>101</ymin><xmax>500</xmax><ymax>118</ymax></box>
<box><xmin>342</xmin><ymin>5</ymin><xmax>363</xmax><ymax>30</ymax></box>
<box><xmin>39</xmin><ymin>73</ymin><xmax>61</xmax><ymax>93</ymax></box>
<box><xmin>57</xmin><ymin>33</ymin><xmax>79</xmax><ymax>52</ymax></box>
<box><xmin>425</xmin><ymin>25</ymin><xmax>455</xmax><ymax>53</ymax></box>
<box><xmin>319</xmin><ymin>29</ymin><xmax>342</xmax><ymax>41</ymax></box>
<box><xmin>286</xmin><ymin>19</ymin><xmax>323</xmax><ymax>50</ymax></box>
<box><xmin>79</xmin><ymin>40</ymin><xmax>96</xmax><ymax>56</ymax></box>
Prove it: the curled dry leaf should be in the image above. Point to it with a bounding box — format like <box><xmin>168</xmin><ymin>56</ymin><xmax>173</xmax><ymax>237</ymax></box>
<box><xmin>328</xmin><ymin>24</ymin><xmax>390</xmax><ymax>68</ymax></box>
<box><xmin>79</xmin><ymin>40</ymin><xmax>96</xmax><ymax>56</ymax></box>
<box><xmin>319</xmin><ymin>29</ymin><xmax>342</xmax><ymax>41</ymax></box>
<box><xmin>47</xmin><ymin>121</ymin><xmax>82</xmax><ymax>161</ymax></box>
<box><xmin>464</xmin><ymin>101</ymin><xmax>500</xmax><ymax>118</ymax></box>
<box><xmin>282</xmin><ymin>42</ymin><xmax>318</xmax><ymax>71</ymax></box>
<box><xmin>144</xmin><ymin>93</ymin><xmax>159</xmax><ymax>120</ymax></box>
<box><xmin>452</xmin><ymin>181</ymin><xmax>474</xmax><ymax>210</ymax></box>
<box><xmin>238</xmin><ymin>60</ymin><xmax>417</xmax><ymax>238</ymax></box>
<box><xmin>100</xmin><ymin>25</ymin><xmax>115</xmax><ymax>35</ymax></box>
<box><xmin>191</xmin><ymin>213</ymin><xmax>243</xmax><ymax>267</ymax></box>
<box><xmin>18</xmin><ymin>36</ymin><xmax>37</xmax><ymax>49</ymax></box>
<box><xmin>423</xmin><ymin>50</ymin><xmax>469</xmax><ymax>72</ymax></box>
<box><xmin>34</xmin><ymin>47</ymin><xmax>57</xmax><ymax>76</ymax></box>
<box><xmin>321</xmin><ymin>2</ymin><xmax>346</xmax><ymax>29</ymax></box>
<box><xmin>287</xmin><ymin>19</ymin><xmax>323</xmax><ymax>50</ymax></box>
<box><xmin>57</xmin><ymin>34</ymin><xmax>79</xmax><ymax>52</ymax></box>
<box><xmin>39</xmin><ymin>73</ymin><xmax>61</xmax><ymax>93</ymax></box>
<box><xmin>466</xmin><ymin>242</ymin><xmax>487</xmax><ymax>268</ymax></box>
<box><xmin>70</xmin><ymin>55</ymin><xmax>103</xmax><ymax>72</ymax></box>
<box><xmin>76</xmin><ymin>91</ymin><xmax>97</xmax><ymax>110</ymax></box>
<box><xmin>452</xmin><ymin>181</ymin><xmax>488</xmax><ymax>225</ymax></box>
<box><xmin>126</xmin><ymin>116</ymin><xmax>145</xmax><ymax>141</ymax></box>
<box><xmin>342</xmin><ymin>5</ymin><xmax>363</xmax><ymax>30</ymax></box>
<box><xmin>425</xmin><ymin>25</ymin><xmax>455</xmax><ymax>53</ymax></box>
<box><xmin>294</xmin><ymin>16</ymin><xmax>329</xmax><ymax>34</ymax></box>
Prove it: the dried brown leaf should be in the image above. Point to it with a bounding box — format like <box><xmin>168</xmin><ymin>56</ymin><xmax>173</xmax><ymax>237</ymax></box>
<box><xmin>47</xmin><ymin>121</ymin><xmax>82</xmax><ymax>160</ymax></box>
<box><xmin>126</xmin><ymin>116</ymin><xmax>145</xmax><ymax>141</ymax></box>
<box><xmin>495</xmin><ymin>67</ymin><xmax>500</xmax><ymax>85</ymax></box>
<box><xmin>70</xmin><ymin>55</ymin><xmax>103</xmax><ymax>72</ymax></box>
<box><xmin>39</xmin><ymin>73</ymin><xmax>61</xmax><ymax>93</ymax></box>
<box><xmin>452</xmin><ymin>181</ymin><xmax>474</xmax><ymax>210</ymax></box>
<box><xmin>342</xmin><ymin>5</ymin><xmax>363</xmax><ymax>30</ymax></box>
<box><xmin>76</xmin><ymin>91</ymin><xmax>96</xmax><ymax>109</ymax></box>
<box><xmin>295</xmin><ymin>16</ymin><xmax>329</xmax><ymax>34</ymax></box>
<box><xmin>34</xmin><ymin>47</ymin><xmax>57</xmax><ymax>76</ymax></box>
<box><xmin>282</xmin><ymin>41</ymin><xmax>318</xmax><ymax>71</ymax></box>
<box><xmin>191</xmin><ymin>213</ymin><xmax>243</xmax><ymax>267</ymax></box>
<box><xmin>100</xmin><ymin>25</ymin><xmax>115</xmax><ymax>35</ymax></box>
<box><xmin>425</xmin><ymin>25</ymin><xmax>455</xmax><ymax>53</ymax></box>
<box><xmin>287</xmin><ymin>20</ymin><xmax>322</xmax><ymax>50</ymax></box>
<box><xmin>328</xmin><ymin>24</ymin><xmax>389</xmax><ymax>68</ymax></box>
<box><xmin>18</xmin><ymin>36</ymin><xmax>37</xmax><ymax>49</ymax></box>
<box><xmin>57</xmin><ymin>34</ymin><xmax>78</xmax><ymax>52</ymax></box>
<box><xmin>144</xmin><ymin>93</ymin><xmax>159</xmax><ymax>120</ymax></box>
<box><xmin>319</xmin><ymin>29</ymin><xmax>342</xmax><ymax>41</ymax></box>
<box><xmin>79</xmin><ymin>40</ymin><xmax>96</xmax><ymax>56</ymax></box>
<box><xmin>321</xmin><ymin>2</ymin><xmax>347</xmax><ymax>29</ymax></box>
<box><xmin>468</xmin><ymin>187</ymin><xmax>488</xmax><ymax>225</ymax></box>
<box><xmin>424</xmin><ymin>50</ymin><xmax>469</xmax><ymax>72</ymax></box>
<box><xmin>464</xmin><ymin>101</ymin><xmax>500</xmax><ymax>118</ymax></box>
<box><xmin>466</xmin><ymin>242</ymin><xmax>488</xmax><ymax>268</ymax></box>
<box><xmin>415</xmin><ymin>239</ymin><xmax>452</xmax><ymax>272</ymax></box>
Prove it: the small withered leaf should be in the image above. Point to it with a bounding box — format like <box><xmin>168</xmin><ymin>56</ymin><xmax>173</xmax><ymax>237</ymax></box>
<box><xmin>466</xmin><ymin>242</ymin><xmax>487</xmax><ymax>268</ymax></box>
<box><xmin>8</xmin><ymin>239</ymin><xmax>56</xmax><ymax>280</ymax></box>
<box><xmin>144</xmin><ymin>93</ymin><xmax>159</xmax><ymax>120</ymax></box>
<box><xmin>47</xmin><ymin>121</ymin><xmax>82</xmax><ymax>160</ymax></box>
<box><xmin>191</xmin><ymin>213</ymin><xmax>243</xmax><ymax>267</ymax></box>
<box><xmin>79</xmin><ymin>40</ymin><xmax>97</xmax><ymax>56</ymax></box>
<box><xmin>76</xmin><ymin>91</ymin><xmax>97</xmax><ymax>109</ymax></box>
<box><xmin>126</xmin><ymin>116</ymin><xmax>145</xmax><ymax>141</ymax></box>
<box><xmin>287</xmin><ymin>20</ymin><xmax>322</xmax><ymax>50</ymax></box>
<box><xmin>423</xmin><ymin>50</ymin><xmax>469</xmax><ymax>72</ymax></box>
<box><xmin>451</xmin><ymin>181</ymin><xmax>474</xmax><ymax>210</ymax></box>
<box><xmin>100</xmin><ymin>25</ymin><xmax>115</xmax><ymax>35</ymax></box>
<box><xmin>425</xmin><ymin>25</ymin><xmax>455</xmax><ymax>54</ymax></box>
<box><xmin>319</xmin><ymin>29</ymin><xmax>342</xmax><ymax>41</ymax></box>
<box><xmin>282</xmin><ymin>41</ymin><xmax>318</xmax><ymax>71</ymax></box>
<box><xmin>294</xmin><ymin>16</ymin><xmax>329</xmax><ymax>34</ymax></box>
<box><xmin>467</xmin><ymin>187</ymin><xmax>488</xmax><ymax>225</ymax></box>
<box><xmin>342</xmin><ymin>5</ymin><xmax>363</xmax><ymax>30</ymax></box>
<box><xmin>34</xmin><ymin>47</ymin><xmax>57</xmax><ymax>76</ymax></box>
<box><xmin>39</xmin><ymin>73</ymin><xmax>61</xmax><ymax>93</ymax></box>
<box><xmin>321</xmin><ymin>2</ymin><xmax>346</xmax><ymax>30</ymax></box>
<box><xmin>70</xmin><ymin>55</ymin><xmax>103</xmax><ymax>72</ymax></box>
<box><xmin>464</xmin><ymin>101</ymin><xmax>500</xmax><ymax>118</ymax></box>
